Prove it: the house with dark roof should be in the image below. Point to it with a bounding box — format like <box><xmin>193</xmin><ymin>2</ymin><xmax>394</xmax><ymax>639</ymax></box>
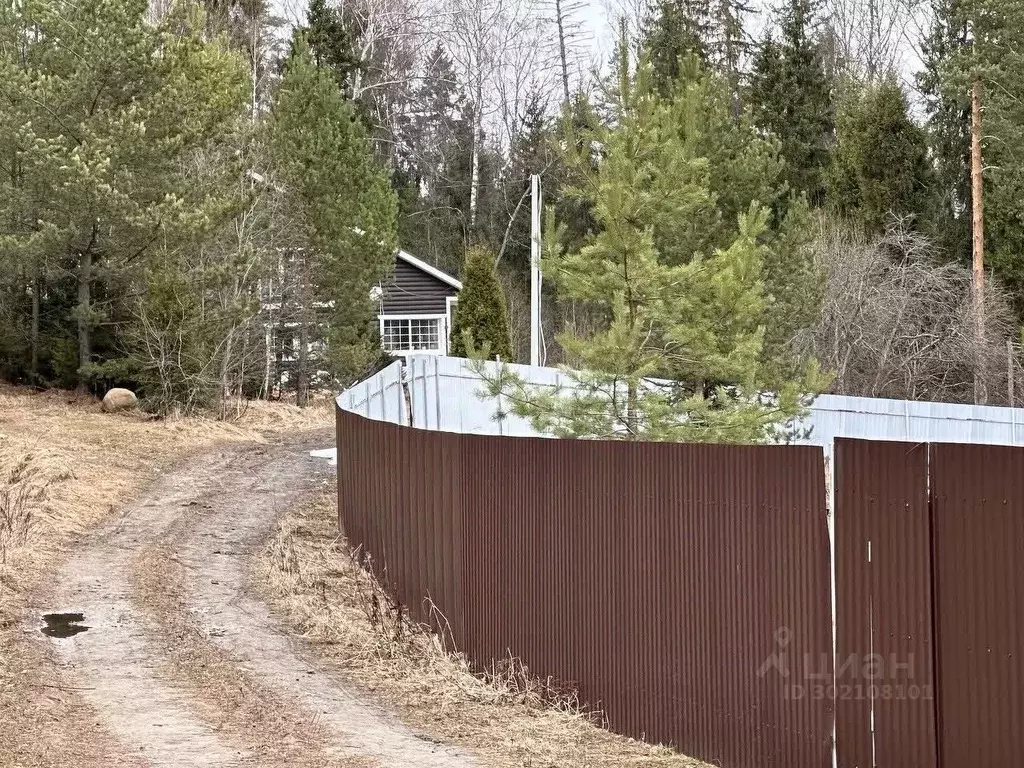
<box><xmin>377</xmin><ymin>250</ymin><xmax>462</xmax><ymax>357</ymax></box>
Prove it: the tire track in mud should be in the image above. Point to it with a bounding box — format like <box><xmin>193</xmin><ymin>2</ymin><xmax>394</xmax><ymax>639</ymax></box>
<box><xmin>33</xmin><ymin>433</ymin><xmax>477</xmax><ymax>767</ymax></box>
<box><xmin>38</xmin><ymin>450</ymin><xmax>250</xmax><ymax>767</ymax></box>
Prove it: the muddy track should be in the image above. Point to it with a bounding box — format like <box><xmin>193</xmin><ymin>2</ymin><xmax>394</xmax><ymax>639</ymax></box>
<box><xmin>30</xmin><ymin>433</ymin><xmax>478</xmax><ymax>767</ymax></box>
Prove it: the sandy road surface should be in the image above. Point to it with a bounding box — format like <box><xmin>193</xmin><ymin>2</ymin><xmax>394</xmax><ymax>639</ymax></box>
<box><xmin>30</xmin><ymin>433</ymin><xmax>477</xmax><ymax>767</ymax></box>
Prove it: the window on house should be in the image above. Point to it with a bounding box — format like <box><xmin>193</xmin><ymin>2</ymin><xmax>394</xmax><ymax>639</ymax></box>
<box><xmin>382</xmin><ymin>318</ymin><xmax>441</xmax><ymax>352</ymax></box>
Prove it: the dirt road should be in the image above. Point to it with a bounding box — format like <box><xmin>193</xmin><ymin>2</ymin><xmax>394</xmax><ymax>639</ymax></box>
<box><xmin>27</xmin><ymin>433</ymin><xmax>476</xmax><ymax>767</ymax></box>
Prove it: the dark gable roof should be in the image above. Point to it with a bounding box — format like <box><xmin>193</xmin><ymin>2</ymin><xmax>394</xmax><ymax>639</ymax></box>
<box><xmin>380</xmin><ymin>250</ymin><xmax>461</xmax><ymax>316</ymax></box>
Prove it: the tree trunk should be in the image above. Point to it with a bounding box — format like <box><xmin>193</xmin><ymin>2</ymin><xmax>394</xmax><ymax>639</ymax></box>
<box><xmin>971</xmin><ymin>76</ymin><xmax>986</xmax><ymax>405</ymax></box>
<box><xmin>262</xmin><ymin>278</ymin><xmax>273</xmax><ymax>399</ymax></box>
<box><xmin>249</xmin><ymin>15</ymin><xmax>260</xmax><ymax>120</ymax></box>
<box><xmin>274</xmin><ymin>307</ymin><xmax>285</xmax><ymax>399</ymax></box>
<box><xmin>76</xmin><ymin>248</ymin><xmax>92</xmax><ymax>393</ymax></box>
<box><xmin>274</xmin><ymin>254</ymin><xmax>287</xmax><ymax>399</ymax></box>
<box><xmin>296</xmin><ymin>321</ymin><xmax>309</xmax><ymax>407</ymax></box>
<box><xmin>469</xmin><ymin>82</ymin><xmax>483</xmax><ymax>227</ymax></box>
<box><xmin>627</xmin><ymin>380</ymin><xmax>638</xmax><ymax>439</ymax></box>
<box><xmin>867</xmin><ymin>0</ymin><xmax>877</xmax><ymax>80</ymax></box>
<box><xmin>470</xmin><ymin>125</ymin><xmax>481</xmax><ymax>227</ymax></box>
<box><xmin>554</xmin><ymin>0</ymin><xmax>571</xmax><ymax>106</ymax></box>
<box><xmin>220</xmin><ymin>326</ymin><xmax>235</xmax><ymax>413</ymax></box>
<box><xmin>296</xmin><ymin>252</ymin><xmax>311</xmax><ymax>408</ymax></box>
<box><xmin>30</xmin><ymin>268</ymin><xmax>40</xmax><ymax>381</ymax></box>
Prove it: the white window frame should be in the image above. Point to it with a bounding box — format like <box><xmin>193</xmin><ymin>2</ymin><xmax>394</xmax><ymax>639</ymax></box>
<box><xmin>446</xmin><ymin>296</ymin><xmax>459</xmax><ymax>344</ymax></box>
<box><xmin>379</xmin><ymin>313</ymin><xmax>449</xmax><ymax>356</ymax></box>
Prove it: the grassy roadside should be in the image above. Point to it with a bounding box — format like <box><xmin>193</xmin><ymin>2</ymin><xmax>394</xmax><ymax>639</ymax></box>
<box><xmin>254</xmin><ymin>480</ymin><xmax>715</xmax><ymax>768</ymax></box>
<box><xmin>0</xmin><ymin>384</ymin><xmax>331</xmax><ymax>616</ymax></box>
<box><xmin>0</xmin><ymin>384</ymin><xmax>332</xmax><ymax>768</ymax></box>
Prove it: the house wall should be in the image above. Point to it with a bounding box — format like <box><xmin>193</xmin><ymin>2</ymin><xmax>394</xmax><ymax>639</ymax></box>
<box><xmin>380</xmin><ymin>259</ymin><xmax>459</xmax><ymax>315</ymax></box>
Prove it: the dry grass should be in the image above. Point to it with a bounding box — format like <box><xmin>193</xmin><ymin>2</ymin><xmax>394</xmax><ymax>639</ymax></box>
<box><xmin>0</xmin><ymin>384</ymin><xmax>331</xmax><ymax>615</ymax></box>
<box><xmin>0</xmin><ymin>450</ymin><xmax>43</xmax><ymax>566</ymax></box>
<box><xmin>254</xmin><ymin>483</ymin><xmax>715</xmax><ymax>768</ymax></box>
<box><xmin>0</xmin><ymin>383</ymin><xmax>332</xmax><ymax>768</ymax></box>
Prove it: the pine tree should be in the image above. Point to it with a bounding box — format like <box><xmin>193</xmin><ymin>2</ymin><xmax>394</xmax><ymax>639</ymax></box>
<box><xmin>479</xmin><ymin>44</ymin><xmax>826</xmax><ymax>442</ymax></box>
<box><xmin>922</xmin><ymin>0</ymin><xmax>1024</xmax><ymax>310</ymax></box>
<box><xmin>629</xmin><ymin>55</ymin><xmax>822</xmax><ymax>381</ymax></box>
<box><xmin>749</xmin><ymin>0</ymin><xmax>834</xmax><ymax>206</ymax></box>
<box><xmin>827</xmin><ymin>77</ymin><xmax>933</xmax><ymax>232</ymax></box>
<box><xmin>270</xmin><ymin>37</ymin><xmax>397</xmax><ymax>402</ymax></box>
<box><xmin>449</xmin><ymin>247</ymin><xmax>513</xmax><ymax>360</ymax></box>
<box><xmin>0</xmin><ymin>0</ymin><xmax>248</xmax><ymax>392</ymax></box>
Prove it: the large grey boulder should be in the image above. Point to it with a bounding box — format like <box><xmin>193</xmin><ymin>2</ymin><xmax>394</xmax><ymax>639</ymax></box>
<box><xmin>101</xmin><ymin>388</ymin><xmax>139</xmax><ymax>413</ymax></box>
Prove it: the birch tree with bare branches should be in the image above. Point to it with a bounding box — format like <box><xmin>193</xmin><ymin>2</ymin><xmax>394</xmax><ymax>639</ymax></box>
<box><xmin>822</xmin><ymin>0</ymin><xmax>922</xmax><ymax>79</ymax></box>
<box><xmin>436</xmin><ymin>0</ymin><xmax>549</xmax><ymax>225</ymax></box>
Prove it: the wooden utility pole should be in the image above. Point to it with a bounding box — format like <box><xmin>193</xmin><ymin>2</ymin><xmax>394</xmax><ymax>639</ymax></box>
<box><xmin>971</xmin><ymin>77</ymin><xmax>987</xmax><ymax>404</ymax></box>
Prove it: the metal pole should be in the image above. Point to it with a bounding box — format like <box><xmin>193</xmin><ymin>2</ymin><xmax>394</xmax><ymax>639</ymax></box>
<box><xmin>1008</xmin><ymin>338</ymin><xmax>1015</xmax><ymax>406</ymax></box>
<box><xmin>530</xmin><ymin>174</ymin><xmax>542</xmax><ymax>367</ymax></box>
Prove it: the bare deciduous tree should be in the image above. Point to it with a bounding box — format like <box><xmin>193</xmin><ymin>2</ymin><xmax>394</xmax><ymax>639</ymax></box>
<box><xmin>797</xmin><ymin>218</ymin><xmax>1023</xmax><ymax>405</ymax></box>
<box><xmin>543</xmin><ymin>0</ymin><xmax>591</xmax><ymax>104</ymax></box>
<box><xmin>823</xmin><ymin>0</ymin><xmax>923</xmax><ymax>81</ymax></box>
<box><xmin>437</xmin><ymin>0</ymin><xmax>551</xmax><ymax>223</ymax></box>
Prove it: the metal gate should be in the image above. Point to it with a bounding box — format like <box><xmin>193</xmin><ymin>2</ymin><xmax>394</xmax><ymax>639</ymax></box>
<box><xmin>835</xmin><ymin>438</ymin><xmax>1024</xmax><ymax>768</ymax></box>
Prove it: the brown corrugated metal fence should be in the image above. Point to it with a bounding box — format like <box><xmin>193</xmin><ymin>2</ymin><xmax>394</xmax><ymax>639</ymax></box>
<box><xmin>336</xmin><ymin>406</ymin><xmax>834</xmax><ymax>768</ymax></box>
<box><xmin>834</xmin><ymin>439</ymin><xmax>937</xmax><ymax>768</ymax></box>
<box><xmin>931</xmin><ymin>443</ymin><xmax>1024</xmax><ymax>768</ymax></box>
<box><xmin>835</xmin><ymin>438</ymin><xmax>1024</xmax><ymax>768</ymax></box>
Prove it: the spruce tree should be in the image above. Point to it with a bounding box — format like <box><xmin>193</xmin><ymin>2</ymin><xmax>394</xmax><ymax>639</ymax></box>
<box><xmin>641</xmin><ymin>0</ymin><xmax>750</xmax><ymax>108</ymax></box>
<box><xmin>749</xmin><ymin>0</ymin><xmax>834</xmax><ymax>206</ymax></box>
<box><xmin>449</xmin><ymin>247</ymin><xmax>513</xmax><ymax>360</ymax></box>
<box><xmin>918</xmin><ymin>0</ymin><xmax>971</xmax><ymax>262</ymax></box>
<box><xmin>827</xmin><ymin>77</ymin><xmax>933</xmax><ymax>232</ymax></box>
<box><xmin>305</xmin><ymin>0</ymin><xmax>363</xmax><ymax>91</ymax></box>
<box><xmin>397</xmin><ymin>46</ymin><xmax>479</xmax><ymax>275</ymax></box>
<box><xmin>499</xmin><ymin>90</ymin><xmax>556</xmax><ymax>279</ymax></box>
<box><xmin>641</xmin><ymin>0</ymin><xmax>712</xmax><ymax>93</ymax></box>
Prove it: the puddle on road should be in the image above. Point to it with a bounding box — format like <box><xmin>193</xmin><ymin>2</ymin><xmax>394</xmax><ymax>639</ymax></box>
<box><xmin>40</xmin><ymin>612</ymin><xmax>90</xmax><ymax>639</ymax></box>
